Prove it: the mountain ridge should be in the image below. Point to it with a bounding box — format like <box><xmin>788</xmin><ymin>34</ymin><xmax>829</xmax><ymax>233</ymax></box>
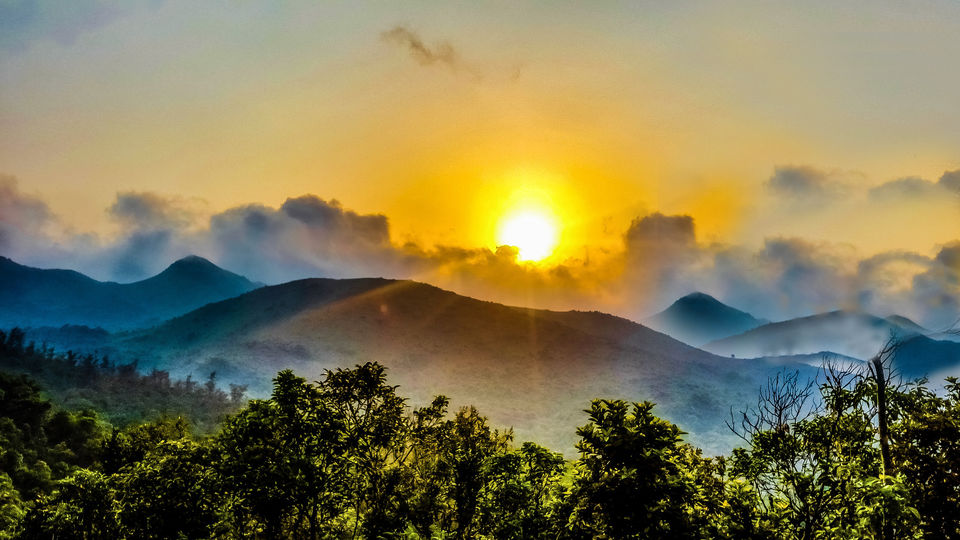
<box><xmin>106</xmin><ymin>277</ymin><xmax>815</xmax><ymax>455</ymax></box>
<box><xmin>645</xmin><ymin>291</ymin><xmax>767</xmax><ymax>346</ymax></box>
<box><xmin>0</xmin><ymin>255</ymin><xmax>261</xmax><ymax>330</ymax></box>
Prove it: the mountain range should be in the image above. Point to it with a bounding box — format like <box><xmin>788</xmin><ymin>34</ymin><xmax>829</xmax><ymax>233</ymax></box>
<box><xmin>3</xmin><ymin>255</ymin><xmax>959</xmax><ymax>454</ymax></box>
<box><xmin>0</xmin><ymin>255</ymin><xmax>260</xmax><ymax>330</ymax></box>
<box><xmin>107</xmin><ymin>277</ymin><xmax>817</xmax><ymax>454</ymax></box>
<box><xmin>702</xmin><ymin>310</ymin><xmax>919</xmax><ymax>359</ymax></box>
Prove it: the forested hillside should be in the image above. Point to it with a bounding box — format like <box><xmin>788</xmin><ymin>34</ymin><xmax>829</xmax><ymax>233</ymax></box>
<box><xmin>0</xmin><ymin>328</ymin><xmax>246</xmax><ymax>433</ymax></box>
<box><xmin>2</xmin><ymin>345</ymin><xmax>958</xmax><ymax>538</ymax></box>
<box><xmin>108</xmin><ymin>277</ymin><xmax>819</xmax><ymax>455</ymax></box>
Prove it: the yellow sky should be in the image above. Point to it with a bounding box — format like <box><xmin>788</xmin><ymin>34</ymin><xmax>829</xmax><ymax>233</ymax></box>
<box><xmin>2</xmin><ymin>1</ymin><xmax>960</xmax><ymax>264</ymax></box>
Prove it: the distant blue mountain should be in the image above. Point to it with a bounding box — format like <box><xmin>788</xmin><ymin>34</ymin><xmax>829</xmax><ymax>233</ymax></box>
<box><xmin>703</xmin><ymin>310</ymin><xmax>920</xmax><ymax>361</ymax></box>
<box><xmin>894</xmin><ymin>334</ymin><xmax>960</xmax><ymax>380</ymax></box>
<box><xmin>701</xmin><ymin>309</ymin><xmax>960</xmax><ymax>380</ymax></box>
<box><xmin>0</xmin><ymin>255</ymin><xmax>261</xmax><ymax>330</ymax></box>
<box><xmin>645</xmin><ymin>292</ymin><xmax>767</xmax><ymax>346</ymax></box>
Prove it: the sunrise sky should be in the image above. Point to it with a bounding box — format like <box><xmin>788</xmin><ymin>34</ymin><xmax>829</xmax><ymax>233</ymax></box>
<box><xmin>2</xmin><ymin>1</ymin><xmax>960</xmax><ymax>326</ymax></box>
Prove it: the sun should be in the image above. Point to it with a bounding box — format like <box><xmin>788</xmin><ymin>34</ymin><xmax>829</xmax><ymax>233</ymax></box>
<box><xmin>496</xmin><ymin>209</ymin><xmax>559</xmax><ymax>262</ymax></box>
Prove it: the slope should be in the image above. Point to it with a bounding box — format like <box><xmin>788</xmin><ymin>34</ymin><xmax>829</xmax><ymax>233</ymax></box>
<box><xmin>116</xmin><ymin>278</ymin><xmax>815</xmax><ymax>455</ymax></box>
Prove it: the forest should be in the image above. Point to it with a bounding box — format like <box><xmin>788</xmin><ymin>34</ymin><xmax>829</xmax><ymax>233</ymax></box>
<box><xmin>1</xmin><ymin>328</ymin><xmax>959</xmax><ymax>539</ymax></box>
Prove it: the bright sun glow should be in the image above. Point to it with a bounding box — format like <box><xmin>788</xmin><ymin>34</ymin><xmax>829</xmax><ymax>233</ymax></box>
<box><xmin>497</xmin><ymin>210</ymin><xmax>559</xmax><ymax>262</ymax></box>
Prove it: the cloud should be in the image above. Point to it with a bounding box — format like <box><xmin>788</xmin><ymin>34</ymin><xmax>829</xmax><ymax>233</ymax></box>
<box><xmin>381</xmin><ymin>25</ymin><xmax>460</xmax><ymax>71</ymax></box>
<box><xmin>938</xmin><ymin>169</ymin><xmax>960</xmax><ymax>193</ymax></box>
<box><xmin>868</xmin><ymin>176</ymin><xmax>941</xmax><ymax>201</ymax></box>
<box><xmin>906</xmin><ymin>243</ymin><xmax>960</xmax><ymax>330</ymax></box>
<box><xmin>108</xmin><ymin>191</ymin><xmax>195</xmax><ymax>230</ymax></box>
<box><xmin>108</xmin><ymin>229</ymin><xmax>174</xmax><ymax>281</ymax></box>
<box><xmin>625</xmin><ymin>212</ymin><xmax>695</xmax><ymax>249</ymax></box>
<box><xmin>280</xmin><ymin>195</ymin><xmax>389</xmax><ymax>247</ymax></box>
<box><xmin>4</xmin><ymin>180</ymin><xmax>960</xmax><ymax>329</ymax></box>
<box><xmin>863</xmin><ymin>171</ymin><xmax>960</xmax><ymax>206</ymax></box>
<box><xmin>765</xmin><ymin>165</ymin><xmax>846</xmax><ymax>201</ymax></box>
<box><xmin>0</xmin><ymin>175</ymin><xmax>53</xmax><ymax>252</ymax></box>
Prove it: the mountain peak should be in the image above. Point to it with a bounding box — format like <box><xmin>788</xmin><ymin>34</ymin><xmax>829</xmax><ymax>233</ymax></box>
<box><xmin>139</xmin><ymin>255</ymin><xmax>258</xmax><ymax>295</ymax></box>
<box><xmin>675</xmin><ymin>291</ymin><xmax>721</xmax><ymax>304</ymax></box>
<box><xmin>646</xmin><ymin>292</ymin><xmax>765</xmax><ymax>346</ymax></box>
<box><xmin>165</xmin><ymin>255</ymin><xmax>218</xmax><ymax>271</ymax></box>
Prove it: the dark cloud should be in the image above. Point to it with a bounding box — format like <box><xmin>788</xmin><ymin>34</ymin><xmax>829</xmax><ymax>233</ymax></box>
<box><xmin>108</xmin><ymin>229</ymin><xmax>174</xmax><ymax>281</ymax></box>
<box><xmin>280</xmin><ymin>195</ymin><xmax>389</xmax><ymax>246</ymax></box>
<box><xmin>758</xmin><ymin>238</ymin><xmax>852</xmax><ymax>315</ymax></box>
<box><xmin>206</xmin><ymin>197</ymin><xmax>403</xmax><ymax>284</ymax></box>
<box><xmin>766</xmin><ymin>165</ymin><xmax>846</xmax><ymax>201</ymax></box>
<box><xmin>0</xmin><ymin>175</ymin><xmax>53</xmax><ymax>252</ymax></box>
<box><xmin>381</xmin><ymin>25</ymin><xmax>460</xmax><ymax>70</ymax></box>
<box><xmin>868</xmin><ymin>176</ymin><xmax>940</xmax><ymax>201</ymax></box>
<box><xmin>857</xmin><ymin>250</ymin><xmax>931</xmax><ymax>279</ymax></box>
<box><xmin>618</xmin><ymin>213</ymin><xmax>704</xmax><ymax>309</ymax></box>
<box><xmin>108</xmin><ymin>191</ymin><xmax>193</xmax><ymax>230</ymax></box>
<box><xmin>624</xmin><ymin>213</ymin><xmax>695</xmax><ymax>249</ymax></box>
<box><xmin>909</xmin><ymin>245</ymin><xmax>960</xmax><ymax>330</ymax></box>
<box><xmin>939</xmin><ymin>169</ymin><xmax>960</xmax><ymax>193</ymax></box>
<box><xmin>935</xmin><ymin>242</ymin><xmax>960</xmax><ymax>269</ymax></box>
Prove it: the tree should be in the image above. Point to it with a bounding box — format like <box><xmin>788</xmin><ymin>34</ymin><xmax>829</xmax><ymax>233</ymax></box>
<box><xmin>215</xmin><ymin>370</ymin><xmax>348</xmax><ymax>538</ymax></box>
<box><xmin>439</xmin><ymin>406</ymin><xmax>512</xmax><ymax>539</ymax></box>
<box><xmin>891</xmin><ymin>377</ymin><xmax>960</xmax><ymax>538</ymax></box>
<box><xmin>114</xmin><ymin>439</ymin><xmax>220</xmax><ymax>539</ymax></box>
<box><xmin>318</xmin><ymin>362</ymin><xmax>410</xmax><ymax>538</ymax></box>
<box><xmin>475</xmin><ymin>441</ymin><xmax>566</xmax><ymax>539</ymax></box>
<box><xmin>566</xmin><ymin>399</ymin><xmax>697</xmax><ymax>538</ymax></box>
<box><xmin>18</xmin><ymin>469</ymin><xmax>120</xmax><ymax>540</ymax></box>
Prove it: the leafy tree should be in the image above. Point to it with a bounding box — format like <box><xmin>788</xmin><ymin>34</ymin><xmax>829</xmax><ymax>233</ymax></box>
<box><xmin>565</xmin><ymin>399</ymin><xmax>698</xmax><ymax>539</ymax></box>
<box><xmin>215</xmin><ymin>369</ymin><xmax>349</xmax><ymax>538</ymax></box>
<box><xmin>0</xmin><ymin>473</ymin><xmax>24</xmax><ymax>539</ymax></box>
<box><xmin>440</xmin><ymin>406</ymin><xmax>512</xmax><ymax>539</ymax></box>
<box><xmin>728</xmin><ymin>360</ymin><xmax>924</xmax><ymax>540</ymax></box>
<box><xmin>114</xmin><ymin>439</ymin><xmax>220</xmax><ymax>539</ymax></box>
<box><xmin>101</xmin><ymin>417</ymin><xmax>191</xmax><ymax>475</ymax></box>
<box><xmin>18</xmin><ymin>469</ymin><xmax>120</xmax><ymax>540</ymax></box>
<box><xmin>475</xmin><ymin>441</ymin><xmax>566</xmax><ymax>539</ymax></box>
<box><xmin>0</xmin><ymin>372</ymin><xmax>107</xmax><ymax>502</ymax></box>
<box><xmin>891</xmin><ymin>377</ymin><xmax>960</xmax><ymax>538</ymax></box>
<box><xmin>319</xmin><ymin>362</ymin><xmax>410</xmax><ymax>538</ymax></box>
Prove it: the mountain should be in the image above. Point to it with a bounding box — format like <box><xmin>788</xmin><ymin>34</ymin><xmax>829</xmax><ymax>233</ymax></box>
<box><xmin>885</xmin><ymin>315</ymin><xmax>927</xmax><ymax>334</ymax></box>
<box><xmin>107</xmin><ymin>278</ymin><xmax>816</xmax><ymax>455</ymax></box>
<box><xmin>703</xmin><ymin>310</ymin><xmax>923</xmax><ymax>361</ymax></box>
<box><xmin>645</xmin><ymin>292</ymin><xmax>767</xmax><ymax>346</ymax></box>
<box><xmin>894</xmin><ymin>334</ymin><xmax>960</xmax><ymax>380</ymax></box>
<box><xmin>0</xmin><ymin>255</ymin><xmax>261</xmax><ymax>330</ymax></box>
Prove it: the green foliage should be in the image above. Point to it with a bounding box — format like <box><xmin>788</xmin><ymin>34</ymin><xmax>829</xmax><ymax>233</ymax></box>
<box><xmin>564</xmin><ymin>399</ymin><xmax>702</xmax><ymax>538</ymax></box>
<box><xmin>215</xmin><ymin>369</ymin><xmax>350</xmax><ymax>537</ymax></box>
<box><xmin>2</xmin><ymin>356</ymin><xmax>960</xmax><ymax>539</ymax></box>
<box><xmin>18</xmin><ymin>469</ymin><xmax>120</xmax><ymax>540</ymax></box>
<box><xmin>0</xmin><ymin>327</ymin><xmax>246</xmax><ymax>433</ymax></box>
<box><xmin>115</xmin><ymin>439</ymin><xmax>221</xmax><ymax>539</ymax></box>
<box><xmin>0</xmin><ymin>372</ymin><xmax>107</xmax><ymax>508</ymax></box>
<box><xmin>0</xmin><ymin>473</ymin><xmax>24</xmax><ymax>540</ymax></box>
<box><xmin>475</xmin><ymin>442</ymin><xmax>566</xmax><ymax>539</ymax></box>
<box><xmin>891</xmin><ymin>377</ymin><xmax>960</xmax><ymax>539</ymax></box>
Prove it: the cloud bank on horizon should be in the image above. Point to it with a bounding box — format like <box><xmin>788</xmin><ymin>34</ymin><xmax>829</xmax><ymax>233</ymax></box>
<box><xmin>3</xmin><ymin>167</ymin><xmax>960</xmax><ymax>330</ymax></box>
